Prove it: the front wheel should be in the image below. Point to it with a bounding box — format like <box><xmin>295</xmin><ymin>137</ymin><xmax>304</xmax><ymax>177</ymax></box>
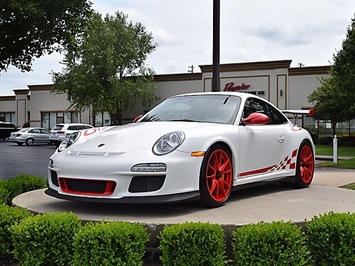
<box><xmin>294</xmin><ymin>141</ymin><xmax>314</xmax><ymax>188</ymax></box>
<box><xmin>199</xmin><ymin>144</ymin><xmax>233</xmax><ymax>208</ymax></box>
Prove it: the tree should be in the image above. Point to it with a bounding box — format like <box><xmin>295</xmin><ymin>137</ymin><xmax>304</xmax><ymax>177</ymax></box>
<box><xmin>309</xmin><ymin>17</ymin><xmax>355</xmax><ymax>135</ymax></box>
<box><xmin>52</xmin><ymin>11</ymin><xmax>158</xmax><ymax>125</ymax></box>
<box><xmin>0</xmin><ymin>0</ymin><xmax>93</xmax><ymax>71</ymax></box>
<box><xmin>308</xmin><ymin>75</ymin><xmax>345</xmax><ymax>136</ymax></box>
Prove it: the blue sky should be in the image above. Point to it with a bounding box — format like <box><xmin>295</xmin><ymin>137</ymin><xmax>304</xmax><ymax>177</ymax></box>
<box><xmin>0</xmin><ymin>0</ymin><xmax>354</xmax><ymax>95</ymax></box>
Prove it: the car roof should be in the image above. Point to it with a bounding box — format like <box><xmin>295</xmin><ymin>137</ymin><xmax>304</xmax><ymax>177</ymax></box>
<box><xmin>54</xmin><ymin>123</ymin><xmax>92</xmax><ymax>127</ymax></box>
<box><xmin>170</xmin><ymin>91</ymin><xmax>261</xmax><ymax>100</ymax></box>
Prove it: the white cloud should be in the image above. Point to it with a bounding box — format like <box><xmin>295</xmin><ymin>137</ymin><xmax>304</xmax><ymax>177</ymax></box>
<box><xmin>0</xmin><ymin>0</ymin><xmax>354</xmax><ymax>95</ymax></box>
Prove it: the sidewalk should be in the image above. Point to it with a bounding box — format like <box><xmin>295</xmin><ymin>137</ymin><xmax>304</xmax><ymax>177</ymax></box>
<box><xmin>13</xmin><ymin>168</ymin><xmax>355</xmax><ymax>226</ymax></box>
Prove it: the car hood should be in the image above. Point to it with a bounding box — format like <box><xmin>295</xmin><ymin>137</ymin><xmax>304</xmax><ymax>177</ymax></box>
<box><xmin>68</xmin><ymin>122</ymin><xmax>229</xmax><ymax>154</ymax></box>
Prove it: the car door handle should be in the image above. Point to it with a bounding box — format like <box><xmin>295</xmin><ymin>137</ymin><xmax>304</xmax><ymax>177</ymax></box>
<box><xmin>278</xmin><ymin>136</ymin><xmax>285</xmax><ymax>143</ymax></box>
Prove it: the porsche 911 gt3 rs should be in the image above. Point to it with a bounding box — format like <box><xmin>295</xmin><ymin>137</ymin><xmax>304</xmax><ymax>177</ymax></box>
<box><xmin>45</xmin><ymin>92</ymin><xmax>315</xmax><ymax>207</ymax></box>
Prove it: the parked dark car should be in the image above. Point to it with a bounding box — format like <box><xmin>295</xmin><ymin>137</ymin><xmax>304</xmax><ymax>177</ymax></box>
<box><xmin>0</xmin><ymin>122</ymin><xmax>17</xmax><ymax>140</ymax></box>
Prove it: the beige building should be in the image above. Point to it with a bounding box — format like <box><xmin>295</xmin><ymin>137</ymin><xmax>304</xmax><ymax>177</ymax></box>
<box><xmin>0</xmin><ymin>60</ymin><xmax>331</xmax><ymax>133</ymax></box>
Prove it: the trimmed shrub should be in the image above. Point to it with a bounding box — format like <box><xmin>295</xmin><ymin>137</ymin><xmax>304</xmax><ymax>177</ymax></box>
<box><xmin>159</xmin><ymin>222</ymin><xmax>227</xmax><ymax>266</ymax></box>
<box><xmin>306</xmin><ymin>212</ymin><xmax>355</xmax><ymax>266</ymax></box>
<box><xmin>0</xmin><ymin>204</ymin><xmax>32</xmax><ymax>260</ymax></box>
<box><xmin>73</xmin><ymin>221</ymin><xmax>149</xmax><ymax>266</ymax></box>
<box><xmin>4</xmin><ymin>174</ymin><xmax>47</xmax><ymax>205</ymax></box>
<box><xmin>10</xmin><ymin>212</ymin><xmax>81</xmax><ymax>266</ymax></box>
<box><xmin>232</xmin><ymin>221</ymin><xmax>309</xmax><ymax>266</ymax></box>
<box><xmin>0</xmin><ymin>180</ymin><xmax>10</xmax><ymax>205</ymax></box>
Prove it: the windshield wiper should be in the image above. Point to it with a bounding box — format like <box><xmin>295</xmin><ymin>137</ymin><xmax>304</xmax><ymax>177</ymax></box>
<box><xmin>168</xmin><ymin>119</ymin><xmax>200</xmax><ymax>122</ymax></box>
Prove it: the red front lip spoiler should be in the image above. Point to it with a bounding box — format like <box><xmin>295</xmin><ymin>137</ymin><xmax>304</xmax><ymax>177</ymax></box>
<box><xmin>58</xmin><ymin>177</ymin><xmax>116</xmax><ymax>196</ymax></box>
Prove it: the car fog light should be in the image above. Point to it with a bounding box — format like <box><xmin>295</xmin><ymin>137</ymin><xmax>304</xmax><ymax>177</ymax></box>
<box><xmin>131</xmin><ymin>163</ymin><xmax>167</xmax><ymax>172</ymax></box>
<box><xmin>48</xmin><ymin>159</ymin><xmax>54</xmax><ymax>168</ymax></box>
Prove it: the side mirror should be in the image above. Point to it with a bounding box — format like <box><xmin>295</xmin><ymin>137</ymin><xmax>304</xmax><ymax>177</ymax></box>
<box><xmin>242</xmin><ymin>113</ymin><xmax>270</xmax><ymax>125</ymax></box>
<box><xmin>133</xmin><ymin>115</ymin><xmax>142</xmax><ymax>123</ymax></box>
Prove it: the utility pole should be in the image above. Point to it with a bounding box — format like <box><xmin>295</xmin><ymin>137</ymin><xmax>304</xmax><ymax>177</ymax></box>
<box><xmin>188</xmin><ymin>65</ymin><xmax>194</xmax><ymax>73</ymax></box>
<box><xmin>212</xmin><ymin>0</ymin><xmax>220</xmax><ymax>92</ymax></box>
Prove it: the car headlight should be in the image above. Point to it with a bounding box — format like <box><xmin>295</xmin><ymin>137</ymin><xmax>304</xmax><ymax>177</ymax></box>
<box><xmin>152</xmin><ymin>131</ymin><xmax>185</xmax><ymax>155</ymax></box>
<box><xmin>57</xmin><ymin>132</ymin><xmax>80</xmax><ymax>152</ymax></box>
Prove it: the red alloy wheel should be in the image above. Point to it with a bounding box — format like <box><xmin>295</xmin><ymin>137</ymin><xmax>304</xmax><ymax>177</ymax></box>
<box><xmin>298</xmin><ymin>144</ymin><xmax>314</xmax><ymax>184</ymax></box>
<box><xmin>205</xmin><ymin>148</ymin><xmax>233</xmax><ymax>203</ymax></box>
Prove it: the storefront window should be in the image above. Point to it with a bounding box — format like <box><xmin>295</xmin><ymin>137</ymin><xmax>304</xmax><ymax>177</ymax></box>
<box><xmin>0</xmin><ymin>112</ymin><xmax>15</xmax><ymax>123</ymax></box>
<box><xmin>41</xmin><ymin>111</ymin><xmax>79</xmax><ymax>129</ymax></box>
<box><xmin>94</xmin><ymin>112</ymin><xmax>111</xmax><ymax>126</ymax></box>
<box><xmin>41</xmin><ymin>113</ymin><xmax>49</xmax><ymax>129</ymax></box>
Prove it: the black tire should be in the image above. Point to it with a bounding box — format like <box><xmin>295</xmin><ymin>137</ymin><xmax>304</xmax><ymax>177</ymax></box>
<box><xmin>16</xmin><ymin>142</ymin><xmax>23</xmax><ymax>146</ymax></box>
<box><xmin>199</xmin><ymin>144</ymin><xmax>233</xmax><ymax>208</ymax></box>
<box><xmin>26</xmin><ymin>138</ymin><xmax>34</xmax><ymax>146</ymax></box>
<box><xmin>294</xmin><ymin>141</ymin><xmax>315</xmax><ymax>188</ymax></box>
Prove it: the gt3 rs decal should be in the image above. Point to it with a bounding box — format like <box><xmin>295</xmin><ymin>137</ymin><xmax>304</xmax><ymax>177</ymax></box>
<box><xmin>268</xmin><ymin>149</ymin><xmax>298</xmax><ymax>172</ymax></box>
<box><xmin>238</xmin><ymin>149</ymin><xmax>298</xmax><ymax>177</ymax></box>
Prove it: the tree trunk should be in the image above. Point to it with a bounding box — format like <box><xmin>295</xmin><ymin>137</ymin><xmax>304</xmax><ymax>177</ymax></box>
<box><xmin>111</xmin><ymin>108</ymin><xmax>122</xmax><ymax>125</ymax></box>
<box><xmin>332</xmin><ymin>121</ymin><xmax>337</xmax><ymax>136</ymax></box>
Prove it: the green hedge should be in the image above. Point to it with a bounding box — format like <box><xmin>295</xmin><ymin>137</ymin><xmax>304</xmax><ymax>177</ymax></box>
<box><xmin>10</xmin><ymin>212</ymin><xmax>81</xmax><ymax>266</ymax></box>
<box><xmin>73</xmin><ymin>221</ymin><xmax>149</xmax><ymax>266</ymax></box>
<box><xmin>159</xmin><ymin>222</ymin><xmax>227</xmax><ymax>266</ymax></box>
<box><xmin>0</xmin><ymin>174</ymin><xmax>47</xmax><ymax>205</ymax></box>
<box><xmin>0</xmin><ymin>204</ymin><xmax>32</xmax><ymax>260</ymax></box>
<box><xmin>1</xmin><ymin>173</ymin><xmax>355</xmax><ymax>265</ymax></box>
<box><xmin>306</xmin><ymin>212</ymin><xmax>355</xmax><ymax>265</ymax></box>
<box><xmin>0</xmin><ymin>180</ymin><xmax>10</xmax><ymax>204</ymax></box>
<box><xmin>232</xmin><ymin>221</ymin><xmax>309</xmax><ymax>266</ymax></box>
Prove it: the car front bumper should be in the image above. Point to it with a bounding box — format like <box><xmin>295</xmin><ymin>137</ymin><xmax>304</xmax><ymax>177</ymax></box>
<box><xmin>47</xmin><ymin>148</ymin><xmax>204</xmax><ymax>203</ymax></box>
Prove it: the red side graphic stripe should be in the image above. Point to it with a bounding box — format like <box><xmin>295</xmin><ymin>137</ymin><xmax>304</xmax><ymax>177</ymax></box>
<box><xmin>238</xmin><ymin>165</ymin><xmax>276</xmax><ymax>177</ymax></box>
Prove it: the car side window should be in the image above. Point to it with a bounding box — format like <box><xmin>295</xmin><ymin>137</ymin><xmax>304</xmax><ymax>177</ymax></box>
<box><xmin>268</xmin><ymin>104</ymin><xmax>288</xmax><ymax>125</ymax></box>
<box><xmin>243</xmin><ymin>98</ymin><xmax>271</xmax><ymax>120</ymax></box>
<box><xmin>242</xmin><ymin>98</ymin><xmax>288</xmax><ymax>125</ymax></box>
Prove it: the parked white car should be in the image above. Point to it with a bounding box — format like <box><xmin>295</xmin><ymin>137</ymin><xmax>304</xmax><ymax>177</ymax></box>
<box><xmin>49</xmin><ymin>123</ymin><xmax>93</xmax><ymax>147</ymax></box>
<box><xmin>9</xmin><ymin>127</ymin><xmax>51</xmax><ymax>146</ymax></box>
<box><xmin>46</xmin><ymin>92</ymin><xmax>315</xmax><ymax>207</ymax></box>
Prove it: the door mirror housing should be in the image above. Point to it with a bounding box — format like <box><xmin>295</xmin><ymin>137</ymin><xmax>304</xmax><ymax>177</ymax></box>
<box><xmin>242</xmin><ymin>113</ymin><xmax>270</xmax><ymax>125</ymax></box>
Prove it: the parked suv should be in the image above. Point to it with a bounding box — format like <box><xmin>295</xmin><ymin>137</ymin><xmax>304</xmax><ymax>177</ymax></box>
<box><xmin>0</xmin><ymin>122</ymin><xmax>17</xmax><ymax>140</ymax></box>
<box><xmin>49</xmin><ymin>123</ymin><xmax>93</xmax><ymax>147</ymax></box>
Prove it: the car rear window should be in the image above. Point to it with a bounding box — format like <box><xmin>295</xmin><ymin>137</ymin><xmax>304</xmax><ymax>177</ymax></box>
<box><xmin>0</xmin><ymin>123</ymin><xmax>16</xmax><ymax>128</ymax></box>
<box><xmin>52</xmin><ymin>125</ymin><xmax>64</xmax><ymax>130</ymax></box>
<box><xmin>68</xmin><ymin>125</ymin><xmax>92</xmax><ymax>130</ymax></box>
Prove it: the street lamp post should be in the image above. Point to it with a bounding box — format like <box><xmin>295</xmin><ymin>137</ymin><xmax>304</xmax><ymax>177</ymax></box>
<box><xmin>212</xmin><ymin>0</ymin><xmax>220</xmax><ymax>92</ymax></box>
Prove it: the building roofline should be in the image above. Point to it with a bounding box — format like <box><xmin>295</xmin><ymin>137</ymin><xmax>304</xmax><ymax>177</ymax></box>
<box><xmin>0</xmin><ymin>95</ymin><xmax>16</xmax><ymax>101</ymax></box>
<box><xmin>199</xmin><ymin>60</ymin><xmax>293</xmax><ymax>73</ymax></box>
<box><xmin>13</xmin><ymin>89</ymin><xmax>29</xmax><ymax>95</ymax></box>
<box><xmin>28</xmin><ymin>84</ymin><xmax>53</xmax><ymax>91</ymax></box>
<box><xmin>289</xmin><ymin>66</ymin><xmax>331</xmax><ymax>76</ymax></box>
<box><xmin>153</xmin><ymin>73</ymin><xmax>202</xmax><ymax>82</ymax></box>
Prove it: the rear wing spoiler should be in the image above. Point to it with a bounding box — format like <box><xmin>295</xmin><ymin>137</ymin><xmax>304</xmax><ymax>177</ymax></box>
<box><xmin>281</xmin><ymin>109</ymin><xmax>314</xmax><ymax>125</ymax></box>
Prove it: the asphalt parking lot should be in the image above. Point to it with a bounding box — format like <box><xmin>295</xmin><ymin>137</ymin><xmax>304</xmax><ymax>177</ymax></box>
<box><xmin>0</xmin><ymin>140</ymin><xmax>56</xmax><ymax>180</ymax></box>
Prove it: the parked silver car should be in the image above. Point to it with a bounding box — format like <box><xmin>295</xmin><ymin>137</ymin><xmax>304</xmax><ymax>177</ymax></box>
<box><xmin>9</xmin><ymin>127</ymin><xmax>51</xmax><ymax>146</ymax></box>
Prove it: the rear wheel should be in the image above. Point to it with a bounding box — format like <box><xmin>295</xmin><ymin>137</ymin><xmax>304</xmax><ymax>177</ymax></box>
<box><xmin>295</xmin><ymin>141</ymin><xmax>314</xmax><ymax>188</ymax></box>
<box><xmin>16</xmin><ymin>142</ymin><xmax>23</xmax><ymax>146</ymax></box>
<box><xmin>200</xmin><ymin>144</ymin><xmax>233</xmax><ymax>207</ymax></box>
<box><xmin>26</xmin><ymin>138</ymin><xmax>34</xmax><ymax>146</ymax></box>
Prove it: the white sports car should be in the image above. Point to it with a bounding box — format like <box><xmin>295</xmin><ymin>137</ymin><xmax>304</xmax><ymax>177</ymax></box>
<box><xmin>46</xmin><ymin>92</ymin><xmax>315</xmax><ymax>207</ymax></box>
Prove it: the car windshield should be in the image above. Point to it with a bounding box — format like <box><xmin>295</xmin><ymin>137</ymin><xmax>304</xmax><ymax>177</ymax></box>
<box><xmin>140</xmin><ymin>94</ymin><xmax>241</xmax><ymax>125</ymax></box>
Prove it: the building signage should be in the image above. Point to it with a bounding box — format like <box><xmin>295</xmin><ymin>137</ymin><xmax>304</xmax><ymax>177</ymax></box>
<box><xmin>223</xmin><ymin>82</ymin><xmax>250</xmax><ymax>91</ymax></box>
<box><xmin>223</xmin><ymin>82</ymin><xmax>265</xmax><ymax>95</ymax></box>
